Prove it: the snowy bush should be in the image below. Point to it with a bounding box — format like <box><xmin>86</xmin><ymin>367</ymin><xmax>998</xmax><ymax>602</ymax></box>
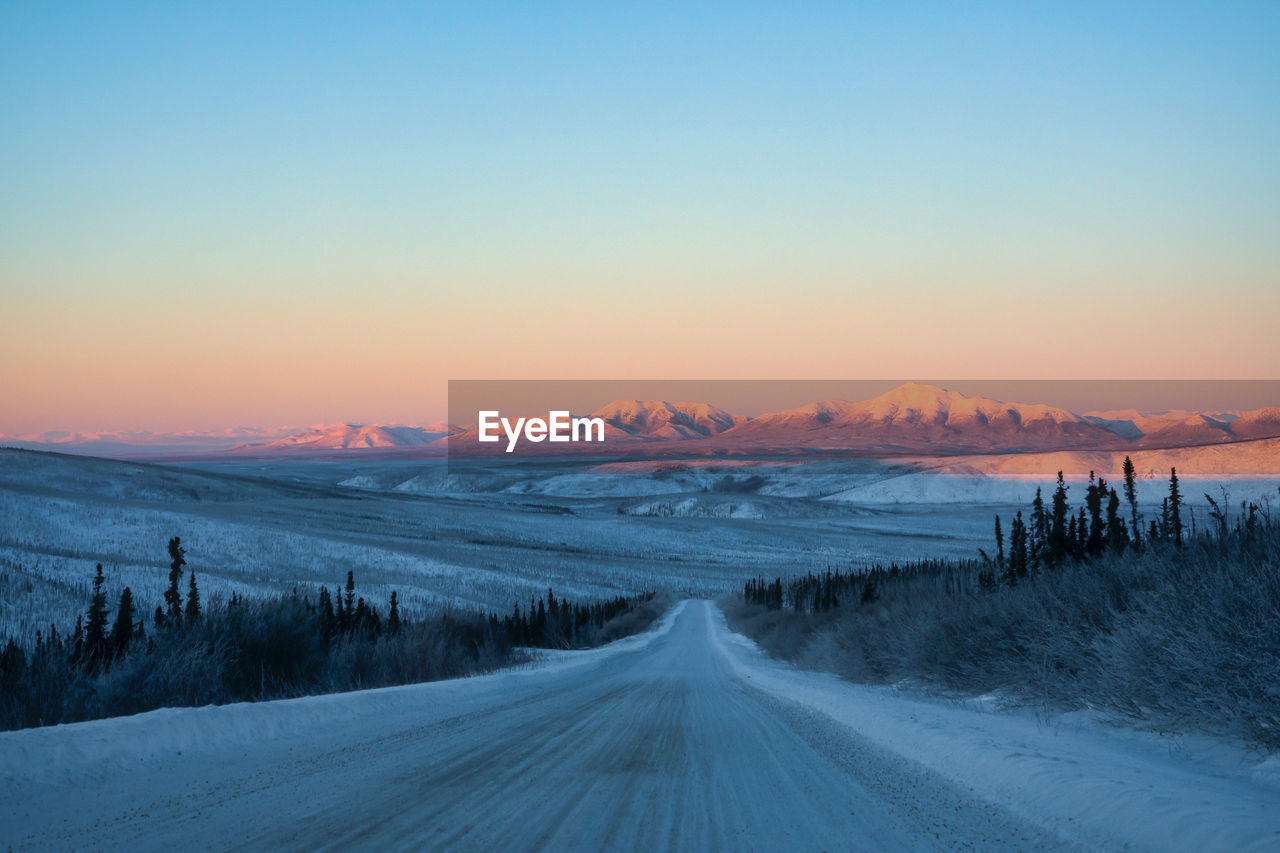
<box><xmin>728</xmin><ymin>521</ymin><xmax>1280</xmax><ymax>749</ymax></box>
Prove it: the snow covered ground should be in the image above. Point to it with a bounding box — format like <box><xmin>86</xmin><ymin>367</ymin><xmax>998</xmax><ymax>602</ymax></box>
<box><xmin>0</xmin><ymin>450</ymin><xmax>1006</xmax><ymax>635</ymax></box>
<box><xmin>4</xmin><ymin>446</ymin><xmax>1276</xmax><ymax>638</ymax></box>
<box><xmin>5</xmin><ymin>445</ymin><xmax>1276</xmax><ymax>637</ymax></box>
<box><xmin>4</xmin><ymin>600</ymin><xmax>1277</xmax><ymax>851</ymax></box>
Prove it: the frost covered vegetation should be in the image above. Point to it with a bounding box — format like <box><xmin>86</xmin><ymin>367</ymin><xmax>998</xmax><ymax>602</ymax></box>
<box><xmin>0</xmin><ymin>537</ymin><xmax>663</xmax><ymax>731</ymax></box>
<box><xmin>731</xmin><ymin>464</ymin><xmax>1280</xmax><ymax>749</ymax></box>
<box><xmin>0</xmin><ymin>448</ymin><xmax>1000</xmax><ymax>637</ymax></box>
<box><xmin>496</xmin><ymin>589</ymin><xmax>668</xmax><ymax>648</ymax></box>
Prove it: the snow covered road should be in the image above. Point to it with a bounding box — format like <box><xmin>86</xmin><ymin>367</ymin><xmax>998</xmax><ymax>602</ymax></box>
<box><xmin>4</xmin><ymin>600</ymin><xmax>1278</xmax><ymax>851</ymax></box>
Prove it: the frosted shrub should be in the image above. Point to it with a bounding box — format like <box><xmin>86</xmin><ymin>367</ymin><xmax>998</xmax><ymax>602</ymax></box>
<box><xmin>729</xmin><ymin>522</ymin><xmax>1280</xmax><ymax>749</ymax></box>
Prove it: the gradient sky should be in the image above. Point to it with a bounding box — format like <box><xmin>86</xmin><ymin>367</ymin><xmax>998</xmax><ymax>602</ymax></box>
<box><xmin>3</xmin><ymin>2</ymin><xmax>1278</xmax><ymax>433</ymax></box>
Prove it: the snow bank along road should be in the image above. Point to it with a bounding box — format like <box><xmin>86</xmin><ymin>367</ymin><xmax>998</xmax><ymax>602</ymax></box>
<box><xmin>4</xmin><ymin>601</ymin><xmax>1279</xmax><ymax>851</ymax></box>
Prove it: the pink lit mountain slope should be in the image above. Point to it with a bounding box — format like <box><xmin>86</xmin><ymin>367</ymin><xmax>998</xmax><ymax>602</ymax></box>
<box><xmin>233</xmin><ymin>424</ymin><xmax>458</xmax><ymax>451</ymax></box>
<box><xmin>440</xmin><ymin>401</ymin><xmax>744</xmax><ymax>452</ymax></box>
<box><xmin>718</xmin><ymin>383</ymin><xmax>1120</xmax><ymax>452</ymax></box>
<box><xmin>16</xmin><ymin>386</ymin><xmax>1280</xmax><ymax>459</ymax></box>
<box><xmin>1227</xmin><ymin>408</ymin><xmax>1280</xmax><ymax>441</ymax></box>
<box><xmin>591</xmin><ymin>400</ymin><xmax>746</xmax><ymax>439</ymax></box>
<box><xmin>1083</xmin><ymin>409</ymin><xmax>1236</xmax><ymax>446</ymax></box>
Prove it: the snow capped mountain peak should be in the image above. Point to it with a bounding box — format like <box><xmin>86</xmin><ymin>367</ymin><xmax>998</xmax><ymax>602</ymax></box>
<box><xmin>851</xmin><ymin>383</ymin><xmax>1082</xmax><ymax>427</ymax></box>
<box><xmin>724</xmin><ymin>383</ymin><xmax>1112</xmax><ymax>451</ymax></box>
<box><xmin>731</xmin><ymin>398</ymin><xmax>855</xmax><ymax>432</ymax></box>
<box><xmin>14</xmin><ymin>385</ymin><xmax>1279</xmax><ymax>458</ymax></box>
<box><xmin>857</xmin><ymin>382</ymin><xmax>972</xmax><ymax>420</ymax></box>
<box><xmin>591</xmin><ymin>400</ymin><xmax>741</xmax><ymax>439</ymax></box>
<box><xmin>1229</xmin><ymin>406</ymin><xmax>1280</xmax><ymax>440</ymax></box>
<box><xmin>592</xmin><ymin>399</ymin><xmax>672</xmax><ymax>423</ymax></box>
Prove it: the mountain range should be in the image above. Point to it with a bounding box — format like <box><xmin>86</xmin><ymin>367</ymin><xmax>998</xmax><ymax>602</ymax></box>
<box><xmin>444</xmin><ymin>383</ymin><xmax>1280</xmax><ymax>456</ymax></box>
<box><xmin>719</xmin><ymin>383</ymin><xmax>1115</xmax><ymax>452</ymax></box>
<box><xmin>230</xmin><ymin>423</ymin><xmax>458</xmax><ymax>451</ymax></box>
<box><xmin>7</xmin><ymin>384</ymin><xmax>1279</xmax><ymax>458</ymax></box>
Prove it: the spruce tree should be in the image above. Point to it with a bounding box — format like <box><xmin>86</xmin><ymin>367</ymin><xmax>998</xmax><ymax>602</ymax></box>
<box><xmin>1168</xmin><ymin>468</ymin><xmax>1184</xmax><ymax>547</ymax></box>
<box><xmin>1030</xmin><ymin>488</ymin><xmax>1047</xmax><ymax>564</ymax></box>
<box><xmin>1122</xmin><ymin>455</ymin><xmax>1141</xmax><ymax>548</ymax></box>
<box><xmin>994</xmin><ymin>515</ymin><xmax>1005</xmax><ymax>571</ymax></box>
<box><xmin>1010</xmin><ymin>510</ymin><xmax>1029</xmax><ymax>579</ymax></box>
<box><xmin>185</xmin><ymin>569</ymin><xmax>201</xmax><ymax>623</ymax></box>
<box><xmin>861</xmin><ymin>575</ymin><xmax>877</xmax><ymax>604</ymax></box>
<box><xmin>1076</xmin><ymin>507</ymin><xmax>1088</xmax><ymax>556</ymax></box>
<box><xmin>1049</xmin><ymin>472</ymin><xmax>1070</xmax><ymax>565</ymax></box>
<box><xmin>1106</xmin><ymin>487</ymin><xmax>1126</xmax><ymax>553</ymax></box>
<box><xmin>165</xmin><ymin>537</ymin><xmax>185</xmax><ymax>626</ymax></box>
<box><xmin>110</xmin><ymin>588</ymin><xmax>135</xmax><ymax>657</ymax></box>
<box><xmin>1</xmin><ymin>638</ymin><xmax>25</xmax><ymax>690</ymax></box>
<box><xmin>319</xmin><ymin>586</ymin><xmax>335</xmax><ymax>637</ymax></box>
<box><xmin>388</xmin><ymin>591</ymin><xmax>401</xmax><ymax>635</ymax></box>
<box><xmin>84</xmin><ymin>564</ymin><xmax>110</xmax><ymax>669</ymax></box>
<box><xmin>1085</xmin><ymin>473</ymin><xmax>1105</xmax><ymax>557</ymax></box>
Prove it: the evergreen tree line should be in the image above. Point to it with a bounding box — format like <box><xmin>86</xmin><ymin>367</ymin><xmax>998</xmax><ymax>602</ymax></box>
<box><xmin>744</xmin><ymin>557</ymin><xmax>979</xmax><ymax>615</ymax></box>
<box><xmin>490</xmin><ymin>588</ymin><xmax>658</xmax><ymax>649</ymax></box>
<box><xmin>984</xmin><ymin>462</ymin><xmax>1270</xmax><ymax>584</ymax></box>
<box><xmin>747</xmin><ymin>463</ymin><xmax>1267</xmax><ymax>616</ymax></box>
<box><xmin>0</xmin><ymin>537</ymin><xmax>663</xmax><ymax>731</ymax></box>
<box><xmin>730</xmin><ymin>481</ymin><xmax>1280</xmax><ymax>749</ymax></box>
<box><xmin>983</xmin><ymin>461</ymin><xmax>1194</xmax><ymax>583</ymax></box>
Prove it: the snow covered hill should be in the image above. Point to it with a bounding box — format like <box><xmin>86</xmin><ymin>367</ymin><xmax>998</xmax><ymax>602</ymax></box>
<box><xmin>232</xmin><ymin>423</ymin><xmax>458</xmax><ymax>451</ymax></box>
<box><xmin>1230</xmin><ymin>406</ymin><xmax>1280</xmax><ymax>440</ymax></box>
<box><xmin>591</xmin><ymin>399</ymin><xmax>745</xmax><ymax>439</ymax></box>
<box><xmin>722</xmin><ymin>382</ymin><xmax>1119</xmax><ymax>452</ymax></box>
<box><xmin>0</xmin><ymin>426</ymin><xmax>297</xmax><ymax>455</ymax></box>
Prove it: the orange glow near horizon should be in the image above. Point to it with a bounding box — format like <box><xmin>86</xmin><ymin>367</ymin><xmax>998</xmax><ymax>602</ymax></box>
<box><xmin>5</xmin><ymin>4</ymin><xmax>1279</xmax><ymax>435</ymax></box>
<box><xmin>4</xmin><ymin>283</ymin><xmax>1280</xmax><ymax>434</ymax></box>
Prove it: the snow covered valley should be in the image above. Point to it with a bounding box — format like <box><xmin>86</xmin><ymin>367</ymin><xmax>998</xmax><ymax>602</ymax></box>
<box><xmin>3</xmin><ymin>446</ymin><xmax>1279</xmax><ymax>850</ymax></box>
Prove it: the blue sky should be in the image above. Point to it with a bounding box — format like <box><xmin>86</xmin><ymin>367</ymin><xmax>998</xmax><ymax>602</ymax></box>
<box><xmin>2</xmin><ymin>2</ymin><xmax>1278</xmax><ymax>431</ymax></box>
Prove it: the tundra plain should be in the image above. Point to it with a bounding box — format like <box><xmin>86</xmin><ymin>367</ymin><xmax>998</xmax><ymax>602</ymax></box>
<box><xmin>3</xmin><ymin>445</ymin><xmax>1276</xmax><ymax>639</ymax></box>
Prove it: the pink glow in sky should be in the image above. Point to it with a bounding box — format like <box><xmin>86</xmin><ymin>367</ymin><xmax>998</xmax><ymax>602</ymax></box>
<box><xmin>3</xmin><ymin>4</ymin><xmax>1278</xmax><ymax>434</ymax></box>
